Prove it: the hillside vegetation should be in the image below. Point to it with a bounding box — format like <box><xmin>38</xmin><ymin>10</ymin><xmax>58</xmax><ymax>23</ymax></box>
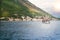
<box><xmin>0</xmin><ymin>0</ymin><xmax>55</xmax><ymax>19</ymax></box>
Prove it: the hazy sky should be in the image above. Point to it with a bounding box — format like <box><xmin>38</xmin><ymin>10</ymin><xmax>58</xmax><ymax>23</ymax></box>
<box><xmin>28</xmin><ymin>0</ymin><xmax>60</xmax><ymax>18</ymax></box>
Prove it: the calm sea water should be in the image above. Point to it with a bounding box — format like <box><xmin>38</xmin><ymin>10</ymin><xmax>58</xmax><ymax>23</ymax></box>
<box><xmin>0</xmin><ymin>21</ymin><xmax>60</xmax><ymax>40</ymax></box>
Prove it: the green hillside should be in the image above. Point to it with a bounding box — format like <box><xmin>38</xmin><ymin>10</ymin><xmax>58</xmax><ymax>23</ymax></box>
<box><xmin>0</xmin><ymin>0</ymin><xmax>55</xmax><ymax>19</ymax></box>
<box><xmin>1</xmin><ymin>0</ymin><xmax>33</xmax><ymax>18</ymax></box>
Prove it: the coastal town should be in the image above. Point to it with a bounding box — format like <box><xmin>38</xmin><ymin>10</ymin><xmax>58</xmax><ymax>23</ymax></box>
<box><xmin>0</xmin><ymin>15</ymin><xmax>58</xmax><ymax>22</ymax></box>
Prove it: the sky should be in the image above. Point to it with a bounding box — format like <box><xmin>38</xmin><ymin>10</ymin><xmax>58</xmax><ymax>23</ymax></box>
<box><xmin>28</xmin><ymin>0</ymin><xmax>60</xmax><ymax>18</ymax></box>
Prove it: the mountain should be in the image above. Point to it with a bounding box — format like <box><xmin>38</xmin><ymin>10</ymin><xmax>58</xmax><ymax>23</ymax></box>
<box><xmin>0</xmin><ymin>0</ymin><xmax>55</xmax><ymax>18</ymax></box>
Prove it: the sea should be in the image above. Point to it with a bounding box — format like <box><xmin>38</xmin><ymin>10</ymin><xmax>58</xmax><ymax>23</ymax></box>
<box><xmin>0</xmin><ymin>21</ymin><xmax>60</xmax><ymax>40</ymax></box>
